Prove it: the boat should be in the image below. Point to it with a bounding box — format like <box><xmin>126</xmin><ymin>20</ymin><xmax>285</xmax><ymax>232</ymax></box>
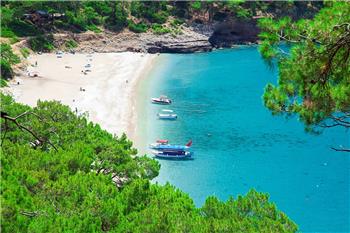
<box><xmin>151</xmin><ymin>95</ymin><xmax>172</xmax><ymax>105</ymax></box>
<box><xmin>149</xmin><ymin>140</ymin><xmax>192</xmax><ymax>151</ymax></box>
<box><xmin>56</xmin><ymin>51</ymin><xmax>63</xmax><ymax>58</ymax></box>
<box><xmin>152</xmin><ymin>150</ymin><xmax>193</xmax><ymax>159</ymax></box>
<box><xmin>157</xmin><ymin>109</ymin><xmax>177</xmax><ymax>120</ymax></box>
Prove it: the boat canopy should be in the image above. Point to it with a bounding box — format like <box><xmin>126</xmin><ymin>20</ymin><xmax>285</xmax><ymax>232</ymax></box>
<box><xmin>156</xmin><ymin>139</ymin><xmax>168</xmax><ymax>143</ymax></box>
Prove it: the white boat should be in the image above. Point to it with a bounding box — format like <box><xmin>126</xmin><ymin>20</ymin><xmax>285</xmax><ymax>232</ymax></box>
<box><xmin>157</xmin><ymin>109</ymin><xmax>177</xmax><ymax>120</ymax></box>
<box><xmin>151</xmin><ymin>95</ymin><xmax>172</xmax><ymax>105</ymax></box>
<box><xmin>56</xmin><ymin>51</ymin><xmax>63</xmax><ymax>58</ymax></box>
<box><xmin>158</xmin><ymin>113</ymin><xmax>177</xmax><ymax>120</ymax></box>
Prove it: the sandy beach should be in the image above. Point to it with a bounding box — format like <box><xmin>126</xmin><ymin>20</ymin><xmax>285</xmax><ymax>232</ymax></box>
<box><xmin>4</xmin><ymin>52</ymin><xmax>157</xmax><ymax>140</ymax></box>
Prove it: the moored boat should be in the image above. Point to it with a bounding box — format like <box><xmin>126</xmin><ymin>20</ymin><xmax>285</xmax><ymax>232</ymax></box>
<box><xmin>152</xmin><ymin>150</ymin><xmax>193</xmax><ymax>159</ymax></box>
<box><xmin>157</xmin><ymin>110</ymin><xmax>177</xmax><ymax>120</ymax></box>
<box><xmin>151</xmin><ymin>95</ymin><xmax>172</xmax><ymax>105</ymax></box>
<box><xmin>149</xmin><ymin>140</ymin><xmax>192</xmax><ymax>151</ymax></box>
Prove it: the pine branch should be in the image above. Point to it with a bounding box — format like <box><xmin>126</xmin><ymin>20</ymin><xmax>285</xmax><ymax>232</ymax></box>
<box><xmin>1</xmin><ymin>111</ymin><xmax>58</xmax><ymax>151</ymax></box>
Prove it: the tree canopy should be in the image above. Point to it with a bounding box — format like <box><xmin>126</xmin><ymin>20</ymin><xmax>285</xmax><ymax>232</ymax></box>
<box><xmin>258</xmin><ymin>2</ymin><xmax>350</xmax><ymax>145</ymax></box>
<box><xmin>0</xmin><ymin>93</ymin><xmax>298</xmax><ymax>232</ymax></box>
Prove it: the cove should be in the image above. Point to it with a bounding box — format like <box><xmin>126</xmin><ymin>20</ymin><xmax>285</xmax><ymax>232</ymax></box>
<box><xmin>137</xmin><ymin>46</ymin><xmax>350</xmax><ymax>232</ymax></box>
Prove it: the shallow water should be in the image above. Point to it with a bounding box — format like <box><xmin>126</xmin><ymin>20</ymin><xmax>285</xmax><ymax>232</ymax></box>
<box><xmin>137</xmin><ymin>47</ymin><xmax>350</xmax><ymax>232</ymax></box>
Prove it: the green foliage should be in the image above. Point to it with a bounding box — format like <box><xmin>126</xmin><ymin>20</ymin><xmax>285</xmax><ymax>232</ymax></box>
<box><xmin>170</xmin><ymin>18</ymin><xmax>185</xmax><ymax>27</ymax></box>
<box><xmin>0</xmin><ymin>43</ymin><xmax>20</xmax><ymax>65</ymax></box>
<box><xmin>128</xmin><ymin>21</ymin><xmax>149</xmax><ymax>33</ymax></box>
<box><xmin>130</xmin><ymin>2</ymin><xmax>169</xmax><ymax>24</ymax></box>
<box><xmin>0</xmin><ymin>27</ymin><xmax>17</xmax><ymax>38</ymax></box>
<box><xmin>86</xmin><ymin>24</ymin><xmax>102</xmax><ymax>33</ymax></box>
<box><xmin>191</xmin><ymin>1</ymin><xmax>202</xmax><ymax>11</ymax></box>
<box><xmin>258</xmin><ymin>2</ymin><xmax>350</xmax><ymax>132</ymax></box>
<box><xmin>64</xmin><ymin>39</ymin><xmax>78</xmax><ymax>50</ymax></box>
<box><xmin>20</xmin><ymin>47</ymin><xmax>30</xmax><ymax>58</ymax></box>
<box><xmin>7</xmin><ymin>20</ymin><xmax>41</xmax><ymax>37</ymax></box>
<box><xmin>109</xmin><ymin>2</ymin><xmax>128</xmax><ymax>31</ymax></box>
<box><xmin>0</xmin><ymin>43</ymin><xmax>20</xmax><ymax>80</ymax></box>
<box><xmin>151</xmin><ymin>24</ymin><xmax>171</xmax><ymax>35</ymax></box>
<box><xmin>28</xmin><ymin>35</ymin><xmax>55</xmax><ymax>52</ymax></box>
<box><xmin>1</xmin><ymin>78</ymin><xmax>8</xmax><ymax>87</ymax></box>
<box><xmin>0</xmin><ymin>1</ymin><xmax>323</xmax><ymax>38</ymax></box>
<box><xmin>1</xmin><ymin>94</ymin><xmax>298</xmax><ymax>232</ymax></box>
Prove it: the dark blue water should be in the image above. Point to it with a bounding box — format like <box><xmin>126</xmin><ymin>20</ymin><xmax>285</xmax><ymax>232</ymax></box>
<box><xmin>137</xmin><ymin>47</ymin><xmax>350</xmax><ymax>232</ymax></box>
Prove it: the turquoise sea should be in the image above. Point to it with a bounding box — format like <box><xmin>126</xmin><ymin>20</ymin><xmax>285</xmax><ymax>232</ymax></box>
<box><xmin>136</xmin><ymin>47</ymin><xmax>350</xmax><ymax>232</ymax></box>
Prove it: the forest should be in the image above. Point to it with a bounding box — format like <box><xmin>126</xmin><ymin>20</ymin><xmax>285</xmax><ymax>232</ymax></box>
<box><xmin>1</xmin><ymin>93</ymin><xmax>297</xmax><ymax>232</ymax></box>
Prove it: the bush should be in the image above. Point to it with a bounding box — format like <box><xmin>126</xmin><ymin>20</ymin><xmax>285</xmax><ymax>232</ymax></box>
<box><xmin>170</xmin><ymin>19</ymin><xmax>185</xmax><ymax>27</ymax></box>
<box><xmin>64</xmin><ymin>40</ymin><xmax>78</xmax><ymax>50</ymax></box>
<box><xmin>28</xmin><ymin>35</ymin><xmax>55</xmax><ymax>52</ymax></box>
<box><xmin>151</xmin><ymin>24</ymin><xmax>171</xmax><ymax>35</ymax></box>
<box><xmin>0</xmin><ymin>78</ymin><xmax>8</xmax><ymax>87</ymax></box>
<box><xmin>0</xmin><ymin>43</ymin><xmax>20</xmax><ymax>65</ymax></box>
<box><xmin>128</xmin><ymin>21</ymin><xmax>149</xmax><ymax>33</ymax></box>
<box><xmin>0</xmin><ymin>59</ymin><xmax>13</xmax><ymax>80</ymax></box>
<box><xmin>20</xmin><ymin>47</ymin><xmax>30</xmax><ymax>58</ymax></box>
<box><xmin>149</xmin><ymin>11</ymin><xmax>169</xmax><ymax>24</ymax></box>
<box><xmin>86</xmin><ymin>24</ymin><xmax>102</xmax><ymax>33</ymax></box>
<box><xmin>7</xmin><ymin>20</ymin><xmax>41</xmax><ymax>37</ymax></box>
<box><xmin>0</xmin><ymin>27</ymin><xmax>16</xmax><ymax>38</ymax></box>
<box><xmin>191</xmin><ymin>1</ymin><xmax>202</xmax><ymax>11</ymax></box>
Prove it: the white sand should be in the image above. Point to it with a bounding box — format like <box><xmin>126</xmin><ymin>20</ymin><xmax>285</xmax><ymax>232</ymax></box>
<box><xmin>4</xmin><ymin>52</ymin><xmax>156</xmax><ymax>140</ymax></box>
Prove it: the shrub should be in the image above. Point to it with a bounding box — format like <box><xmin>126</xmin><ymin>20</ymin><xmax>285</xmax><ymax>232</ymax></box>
<box><xmin>170</xmin><ymin>19</ymin><xmax>185</xmax><ymax>27</ymax></box>
<box><xmin>128</xmin><ymin>21</ymin><xmax>149</xmax><ymax>33</ymax></box>
<box><xmin>0</xmin><ymin>27</ymin><xmax>16</xmax><ymax>38</ymax></box>
<box><xmin>86</xmin><ymin>24</ymin><xmax>102</xmax><ymax>33</ymax></box>
<box><xmin>7</xmin><ymin>20</ymin><xmax>41</xmax><ymax>37</ymax></box>
<box><xmin>0</xmin><ymin>43</ymin><xmax>20</xmax><ymax>65</ymax></box>
<box><xmin>20</xmin><ymin>47</ymin><xmax>30</xmax><ymax>58</ymax></box>
<box><xmin>64</xmin><ymin>40</ymin><xmax>78</xmax><ymax>50</ymax></box>
<box><xmin>191</xmin><ymin>1</ymin><xmax>202</xmax><ymax>11</ymax></box>
<box><xmin>0</xmin><ymin>59</ymin><xmax>13</xmax><ymax>80</ymax></box>
<box><xmin>149</xmin><ymin>11</ymin><xmax>169</xmax><ymax>24</ymax></box>
<box><xmin>151</xmin><ymin>24</ymin><xmax>171</xmax><ymax>35</ymax></box>
<box><xmin>28</xmin><ymin>35</ymin><xmax>55</xmax><ymax>52</ymax></box>
<box><xmin>0</xmin><ymin>78</ymin><xmax>8</xmax><ymax>87</ymax></box>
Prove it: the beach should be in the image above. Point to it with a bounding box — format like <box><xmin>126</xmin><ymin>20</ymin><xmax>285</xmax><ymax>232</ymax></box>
<box><xmin>4</xmin><ymin>52</ymin><xmax>157</xmax><ymax>141</ymax></box>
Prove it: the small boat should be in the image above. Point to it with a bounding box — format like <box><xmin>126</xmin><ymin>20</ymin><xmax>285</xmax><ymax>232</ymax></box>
<box><xmin>152</xmin><ymin>150</ymin><xmax>193</xmax><ymax>159</ymax></box>
<box><xmin>157</xmin><ymin>109</ymin><xmax>177</xmax><ymax>120</ymax></box>
<box><xmin>149</xmin><ymin>140</ymin><xmax>192</xmax><ymax>151</ymax></box>
<box><xmin>151</xmin><ymin>95</ymin><xmax>172</xmax><ymax>105</ymax></box>
<box><xmin>56</xmin><ymin>51</ymin><xmax>63</xmax><ymax>58</ymax></box>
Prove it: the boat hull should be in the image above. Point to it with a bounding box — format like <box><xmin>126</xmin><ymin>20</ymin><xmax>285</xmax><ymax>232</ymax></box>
<box><xmin>153</xmin><ymin>151</ymin><xmax>193</xmax><ymax>160</ymax></box>
<box><xmin>149</xmin><ymin>145</ymin><xmax>190</xmax><ymax>151</ymax></box>
<box><xmin>154</xmin><ymin>154</ymin><xmax>192</xmax><ymax>160</ymax></box>
<box><xmin>158</xmin><ymin>114</ymin><xmax>177</xmax><ymax>120</ymax></box>
<box><xmin>152</xmin><ymin>100</ymin><xmax>171</xmax><ymax>105</ymax></box>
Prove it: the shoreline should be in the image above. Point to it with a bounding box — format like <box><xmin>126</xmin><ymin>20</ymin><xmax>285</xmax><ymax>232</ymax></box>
<box><xmin>127</xmin><ymin>54</ymin><xmax>159</xmax><ymax>142</ymax></box>
<box><xmin>2</xmin><ymin>52</ymin><xmax>157</xmax><ymax>142</ymax></box>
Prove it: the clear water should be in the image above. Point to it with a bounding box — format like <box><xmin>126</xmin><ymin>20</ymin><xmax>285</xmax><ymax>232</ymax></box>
<box><xmin>136</xmin><ymin>47</ymin><xmax>350</xmax><ymax>232</ymax></box>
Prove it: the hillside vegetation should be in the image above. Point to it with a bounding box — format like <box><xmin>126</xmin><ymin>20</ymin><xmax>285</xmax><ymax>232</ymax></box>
<box><xmin>1</xmin><ymin>1</ymin><xmax>322</xmax><ymax>47</ymax></box>
<box><xmin>0</xmin><ymin>94</ymin><xmax>298</xmax><ymax>232</ymax></box>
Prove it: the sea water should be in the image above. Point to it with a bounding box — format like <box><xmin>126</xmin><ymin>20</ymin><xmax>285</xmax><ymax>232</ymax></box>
<box><xmin>136</xmin><ymin>47</ymin><xmax>350</xmax><ymax>232</ymax></box>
